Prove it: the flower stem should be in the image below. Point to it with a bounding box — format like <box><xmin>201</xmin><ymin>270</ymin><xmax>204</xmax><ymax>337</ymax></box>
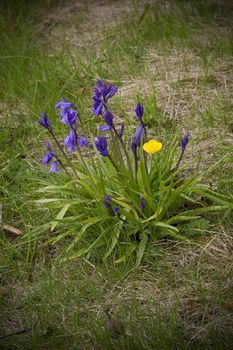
<box><xmin>50</xmin><ymin>130</ymin><xmax>78</xmax><ymax>178</ymax></box>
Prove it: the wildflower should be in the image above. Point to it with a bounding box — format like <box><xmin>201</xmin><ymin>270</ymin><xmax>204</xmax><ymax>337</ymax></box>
<box><xmin>100</xmin><ymin>110</ymin><xmax>114</xmax><ymax>131</ymax></box>
<box><xmin>64</xmin><ymin>128</ymin><xmax>77</xmax><ymax>152</ymax></box>
<box><xmin>143</xmin><ymin>139</ymin><xmax>162</xmax><ymax>154</ymax></box>
<box><xmin>135</xmin><ymin>103</ymin><xmax>144</xmax><ymax>123</ymax></box>
<box><xmin>49</xmin><ymin>161</ymin><xmax>60</xmax><ymax>173</ymax></box>
<box><xmin>95</xmin><ymin>136</ymin><xmax>109</xmax><ymax>157</ymax></box>
<box><xmin>60</xmin><ymin>109</ymin><xmax>77</xmax><ymax>127</ymax></box>
<box><xmin>97</xmin><ymin>80</ymin><xmax>118</xmax><ymax>102</ymax></box>
<box><xmin>78</xmin><ymin>137</ymin><xmax>89</xmax><ymax>147</ymax></box>
<box><xmin>38</xmin><ymin>113</ymin><xmax>52</xmax><ymax>130</ymax></box>
<box><xmin>131</xmin><ymin>124</ymin><xmax>143</xmax><ymax>153</ymax></box>
<box><xmin>140</xmin><ymin>198</ymin><xmax>147</xmax><ymax>211</ymax></box>
<box><xmin>93</xmin><ymin>97</ymin><xmax>103</xmax><ymax>116</ymax></box>
<box><xmin>181</xmin><ymin>131</ymin><xmax>189</xmax><ymax>153</ymax></box>
<box><xmin>55</xmin><ymin>99</ymin><xmax>76</xmax><ymax>117</ymax></box>
<box><xmin>104</xmin><ymin>195</ymin><xmax>119</xmax><ymax>215</ymax></box>
<box><xmin>41</xmin><ymin>153</ymin><xmax>53</xmax><ymax>165</ymax></box>
<box><xmin>41</xmin><ymin>141</ymin><xmax>54</xmax><ymax>165</ymax></box>
<box><xmin>93</xmin><ymin>80</ymin><xmax>118</xmax><ymax>116</ymax></box>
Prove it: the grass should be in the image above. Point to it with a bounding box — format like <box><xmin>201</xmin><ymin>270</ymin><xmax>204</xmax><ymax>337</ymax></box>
<box><xmin>0</xmin><ymin>0</ymin><xmax>233</xmax><ymax>348</ymax></box>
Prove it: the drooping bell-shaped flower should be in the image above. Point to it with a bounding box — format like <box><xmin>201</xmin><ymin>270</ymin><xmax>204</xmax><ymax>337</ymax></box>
<box><xmin>64</xmin><ymin>128</ymin><xmax>77</xmax><ymax>152</ymax></box>
<box><xmin>100</xmin><ymin>110</ymin><xmax>114</xmax><ymax>132</ymax></box>
<box><xmin>95</xmin><ymin>137</ymin><xmax>109</xmax><ymax>157</ymax></box>
<box><xmin>60</xmin><ymin>109</ymin><xmax>77</xmax><ymax>127</ymax></box>
<box><xmin>78</xmin><ymin>137</ymin><xmax>89</xmax><ymax>147</ymax></box>
<box><xmin>49</xmin><ymin>161</ymin><xmax>60</xmax><ymax>173</ymax></box>
<box><xmin>41</xmin><ymin>141</ymin><xmax>54</xmax><ymax>165</ymax></box>
<box><xmin>181</xmin><ymin>132</ymin><xmax>189</xmax><ymax>153</ymax></box>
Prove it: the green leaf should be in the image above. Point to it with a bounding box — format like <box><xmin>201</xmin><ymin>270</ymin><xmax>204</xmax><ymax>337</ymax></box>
<box><xmin>51</xmin><ymin>203</ymin><xmax>70</xmax><ymax>231</ymax></box>
<box><xmin>152</xmin><ymin>222</ymin><xmax>179</xmax><ymax>232</ymax></box>
<box><xmin>136</xmin><ymin>232</ymin><xmax>148</xmax><ymax>267</ymax></box>
<box><xmin>114</xmin><ymin>243</ymin><xmax>137</xmax><ymax>264</ymax></box>
<box><xmin>66</xmin><ymin>217</ymin><xmax>109</xmax><ymax>252</ymax></box>
<box><xmin>161</xmin><ymin>230</ymin><xmax>190</xmax><ymax>241</ymax></box>
<box><xmin>103</xmin><ymin>221</ymin><xmax>123</xmax><ymax>261</ymax></box>
<box><xmin>35</xmin><ymin>198</ymin><xmax>60</xmax><ymax>204</ymax></box>
<box><xmin>166</xmin><ymin>215</ymin><xmax>201</xmax><ymax>225</ymax></box>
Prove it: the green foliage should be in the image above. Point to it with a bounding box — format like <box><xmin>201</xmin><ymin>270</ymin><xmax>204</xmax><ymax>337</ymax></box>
<box><xmin>29</xmin><ymin>87</ymin><xmax>231</xmax><ymax>267</ymax></box>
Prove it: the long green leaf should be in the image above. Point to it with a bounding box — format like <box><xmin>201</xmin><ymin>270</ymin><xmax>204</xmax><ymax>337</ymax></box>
<box><xmin>51</xmin><ymin>203</ymin><xmax>70</xmax><ymax>231</ymax></box>
<box><xmin>103</xmin><ymin>221</ymin><xmax>123</xmax><ymax>261</ymax></box>
<box><xmin>136</xmin><ymin>232</ymin><xmax>148</xmax><ymax>267</ymax></box>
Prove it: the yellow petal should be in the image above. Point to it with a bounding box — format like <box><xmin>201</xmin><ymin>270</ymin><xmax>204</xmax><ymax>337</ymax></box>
<box><xmin>143</xmin><ymin>139</ymin><xmax>162</xmax><ymax>154</ymax></box>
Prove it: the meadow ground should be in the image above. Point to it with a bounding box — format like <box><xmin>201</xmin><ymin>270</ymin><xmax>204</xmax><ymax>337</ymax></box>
<box><xmin>0</xmin><ymin>0</ymin><xmax>233</xmax><ymax>349</ymax></box>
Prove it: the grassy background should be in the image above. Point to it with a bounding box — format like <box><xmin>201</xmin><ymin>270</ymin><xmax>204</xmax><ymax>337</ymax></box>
<box><xmin>0</xmin><ymin>0</ymin><xmax>233</xmax><ymax>348</ymax></box>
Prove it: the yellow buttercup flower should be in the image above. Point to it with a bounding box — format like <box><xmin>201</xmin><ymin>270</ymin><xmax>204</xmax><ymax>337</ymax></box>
<box><xmin>143</xmin><ymin>139</ymin><xmax>162</xmax><ymax>154</ymax></box>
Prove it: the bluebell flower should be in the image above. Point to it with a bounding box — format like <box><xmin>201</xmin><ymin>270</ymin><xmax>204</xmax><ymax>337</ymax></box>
<box><xmin>41</xmin><ymin>141</ymin><xmax>54</xmax><ymax>165</ymax></box>
<box><xmin>95</xmin><ymin>137</ymin><xmax>109</xmax><ymax>157</ymax></box>
<box><xmin>131</xmin><ymin>124</ymin><xmax>143</xmax><ymax>153</ymax></box>
<box><xmin>93</xmin><ymin>97</ymin><xmax>103</xmax><ymax>117</ymax></box>
<box><xmin>64</xmin><ymin>128</ymin><xmax>77</xmax><ymax>152</ymax></box>
<box><xmin>41</xmin><ymin>153</ymin><xmax>53</xmax><ymax>165</ymax></box>
<box><xmin>49</xmin><ymin>161</ymin><xmax>60</xmax><ymax>173</ymax></box>
<box><xmin>60</xmin><ymin>109</ymin><xmax>77</xmax><ymax>127</ymax></box>
<box><xmin>181</xmin><ymin>131</ymin><xmax>189</xmax><ymax>153</ymax></box>
<box><xmin>135</xmin><ymin>103</ymin><xmax>144</xmax><ymax>123</ymax></box>
<box><xmin>104</xmin><ymin>195</ymin><xmax>119</xmax><ymax>215</ymax></box>
<box><xmin>38</xmin><ymin>113</ymin><xmax>52</xmax><ymax>129</ymax></box>
<box><xmin>93</xmin><ymin>80</ymin><xmax>118</xmax><ymax>116</ymax></box>
<box><xmin>78</xmin><ymin>137</ymin><xmax>89</xmax><ymax>147</ymax></box>
<box><xmin>140</xmin><ymin>198</ymin><xmax>147</xmax><ymax>211</ymax></box>
<box><xmin>100</xmin><ymin>110</ymin><xmax>114</xmax><ymax>132</ymax></box>
<box><xmin>104</xmin><ymin>195</ymin><xmax>112</xmax><ymax>209</ymax></box>
<box><xmin>55</xmin><ymin>99</ymin><xmax>76</xmax><ymax>117</ymax></box>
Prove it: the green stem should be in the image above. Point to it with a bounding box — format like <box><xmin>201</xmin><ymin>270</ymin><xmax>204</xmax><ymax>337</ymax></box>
<box><xmin>112</xmin><ymin>126</ymin><xmax>133</xmax><ymax>178</ymax></box>
<box><xmin>50</xmin><ymin>131</ymin><xmax>78</xmax><ymax>178</ymax></box>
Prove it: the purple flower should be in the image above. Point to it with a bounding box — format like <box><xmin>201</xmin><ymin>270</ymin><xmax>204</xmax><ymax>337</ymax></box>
<box><xmin>41</xmin><ymin>142</ymin><xmax>60</xmax><ymax>173</ymax></box>
<box><xmin>45</xmin><ymin>141</ymin><xmax>52</xmax><ymax>152</ymax></box>
<box><xmin>104</xmin><ymin>110</ymin><xmax>114</xmax><ymax>126</ymax></box>
<box><xmin>135</xmin><ymin>103</ymin><xmax>144</xmax><ymax>123</ymax></box>
<box><xmin>140</xmin><ymin>198</ymin><xmax>147</xmax><ymax>211</ymax></box>
<box><xmin>78</xmin><ymin>137</ymin><xmax>89</xmax><ymax>147</ymax></box>
<box><xmin>41</xmin><ymin>141</ymin><xmax>54</xmax><ymax>165</ymax></box>
<box><xmin>64</xmin><ymin>128</ymin><xmax>76</xmax><ymax>152</ymax></box>
<box><xmin>55</xmin><ymin>99</ymin><xmax>76</xmax><ymax>117</ymax></box>
<box><xmin>118</xmin><ymin>123</ymin><xmax>125</xmax><ymax>138</ymax></box>
<box><xmin>131</xmin><ymin>124</ymin><xmax>143</xmax><ymax>153</ymax></box>
<box><xmin>49</xmin><ymin>161</ymin><xmax>60</xmax><ymax>173</ymax></box>
<box><xmin>100</xmin><ymin>110</ymin><xmax>114</xmax><ymax>132</ymax></box>
<box><xmin>95</xmin><ymin>136</ymin><xmax>109</xmax><ymax>157</ymax></box>
<box><xmin>41</xmin><ymin>153</ymin><xmax>53</xmax><ymax>165</ymax></box>
<box><xmin>93</xmin><ymin>98</ymin><xmax>103</xmax><ymax>117</ymax></box>
<box><xmin>104</xmin><ymin>195</ymin><xmax>112</xmax><ymax>209</ymax></box>
<box><xmin>60</xmin><ymin>109</ymin><xmax>77</xmax><ymax>127</ymax></box>
<box><xmin>181</xmin><ymin>131</ymin><xmax>189</xmax><ymax>153</ymax></box>
<box><xmin>106</xmin><ymin>85</ymin><xmax>118</xmax><ymax>100</ymax></box>
<box><xmin>93</xmin><ymin>80</ymin><xmax>118</xmax><ymax>116</ymax></box>
<box><xmin>104</xmin><ymin>195</ymin><xmax>119</xmax><ymax>215</ymax></box>
<box><xmin>37</xmin><ymin>113</ymin><xmax>51</xmax><ymax>129</ymax></box>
